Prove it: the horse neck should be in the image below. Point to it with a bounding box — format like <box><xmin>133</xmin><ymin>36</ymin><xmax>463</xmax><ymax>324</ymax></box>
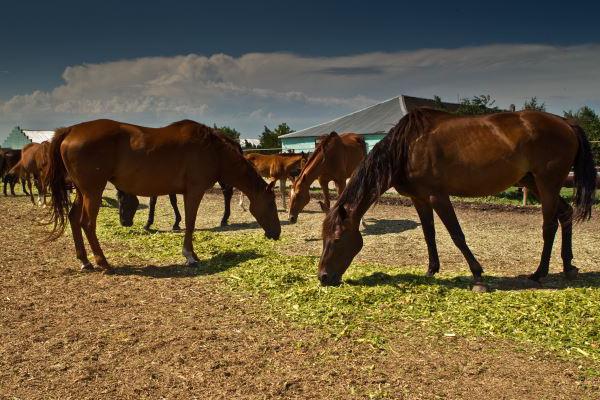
<box><xmin>297</xmin><ymin>153</ymin><xmax>324</xmax><ymax>192</ymax></box>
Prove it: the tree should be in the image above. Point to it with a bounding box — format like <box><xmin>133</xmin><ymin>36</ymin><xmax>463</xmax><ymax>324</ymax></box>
<box><xmin>213</xmin><ymin>124</ymin><xmax>241</xmax><ymax>143</ymax></box>
<box><xmin>258</xmin><ymin>123</ymin><xmax>295</xmax><ymax>153</ymax></box>
<box><xmin>564</xmin><ymin>106</ymin><xmax>600</xmax><ymax>164</ymax></box>
<box><xmin>456</xmin><ymin>94</ymin><xmax>501</xmax><ymax>115</ymax></box>
<box><xmin>432</xmin><ymin>95</ymin><xmax>446</xmax><ymax>111</ymax></box>
<box><xmin>523</xmin><ymin>97</ymin><xmax>546</xmax><ymax>112</ymax></box>
<box><xmin>241</xmin><ymin>139</ymin><xmax>257</xmax><ymax>150</ymax></box>
<box><xmin>258</xmin><ymin>126</ymin><xmax>280</xmax><ymax>152</ymax></box>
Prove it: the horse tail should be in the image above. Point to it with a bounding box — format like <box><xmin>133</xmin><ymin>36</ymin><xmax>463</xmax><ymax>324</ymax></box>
<box><xmin>44</xmin><ymin>127</ymin><xmax>72</xmax><ymax>240</ymax></box>
<box><xmin>571</xmin><ymin>123</ymin><xmax>596</xmax><ymax>222</ymax></box>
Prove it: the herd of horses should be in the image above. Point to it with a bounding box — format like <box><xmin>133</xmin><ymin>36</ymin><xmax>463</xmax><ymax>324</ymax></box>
<box><xmin>1</xmin><ymin>108</ymin><xmax>597</xmax><ymax>291</ymax></box>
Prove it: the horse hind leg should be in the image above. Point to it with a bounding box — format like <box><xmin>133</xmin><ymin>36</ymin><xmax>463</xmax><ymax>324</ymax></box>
<box><xmin>526</xmin><ymin>177</ymin><xmax>561</xmax><ymax>282</ymax></box>
<box><xmin>169</xmin><ymin>194</ymin><xmax>182</xmax><ymax>231</ymax></box>
<box><xmin>69</xmin><ymin>191</ymin><xmax>93</xmax><ymax>271</ymax></box>
<box><xmin>80</xmin><ymin>190</ymin><xmax>111</xmax><ymax>270</ymax></box>
<box><xmin>557</xmin><ymin>198</ymin><xmax>578</xmax><ymax>279</ymax></box>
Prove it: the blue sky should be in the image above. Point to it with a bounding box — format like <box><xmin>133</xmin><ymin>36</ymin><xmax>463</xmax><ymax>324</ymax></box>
<box><xmin>2</xmin><ymin>0</ymin><xmax>600</xmax><ymax>139</ymax></box>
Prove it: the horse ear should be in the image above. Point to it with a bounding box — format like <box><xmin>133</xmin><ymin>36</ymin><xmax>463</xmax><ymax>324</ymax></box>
<box><xmin>266</xmin><ymin>180</ymin><xmax>276</xmax><ymax>192</ymax></box>
<box><xmin>329</xmin><ymin>131</ymin><xmax>339</xmax><ymax>138</ymax></box>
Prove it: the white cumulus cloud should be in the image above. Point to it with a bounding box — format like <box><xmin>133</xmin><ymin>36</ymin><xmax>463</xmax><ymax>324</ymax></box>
<box><xmin>2</xmin><ymin>44</ymin><xmax>600</xmax><ymax>138</ymax></box>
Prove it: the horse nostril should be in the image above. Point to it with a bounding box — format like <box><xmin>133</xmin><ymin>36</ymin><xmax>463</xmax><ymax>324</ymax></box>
<box><xmin>319</xmin><ymin>272</ymin><xmax>328</xmax><ymax>284</ymax></box>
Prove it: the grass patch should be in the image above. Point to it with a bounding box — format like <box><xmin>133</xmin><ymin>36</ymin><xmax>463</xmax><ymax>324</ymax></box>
<box><xmin>94</xmin><ymin>204</ymin><xmax>600</xmax><ymax>372</ymax></box>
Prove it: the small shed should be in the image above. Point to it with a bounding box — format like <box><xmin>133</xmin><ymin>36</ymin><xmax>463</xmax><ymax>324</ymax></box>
<box><xmin>280</xmin><ymin>95</ymin><xmax>459</xmax><ymax>153</ymax></box>
<box><xmin>1</xmin><ymin>127</ymin><xmax>54</xmax><ymax>150</ymax></box>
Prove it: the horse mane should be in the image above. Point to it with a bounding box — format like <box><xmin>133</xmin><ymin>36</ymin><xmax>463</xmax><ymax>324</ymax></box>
<box><xmin>337</xmin><ymin>108</ymin><xmax>435</xmax><ymax>208</ymax></box>
<box><xmin>299</xmin><ymin>132</ymin><xmax>338</xmax><ymax>176</ymax></box>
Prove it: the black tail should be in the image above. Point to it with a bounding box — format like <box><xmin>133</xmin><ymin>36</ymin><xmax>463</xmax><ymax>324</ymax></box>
<box><xmin>44</xmin><ymin>127</ymin><xmax>72</xmax><ymax>240</ymax></box>
<box><xmin>571</xmin><ymin>123</ymin><xmax>596</xmax><ymax>222</ymax></box>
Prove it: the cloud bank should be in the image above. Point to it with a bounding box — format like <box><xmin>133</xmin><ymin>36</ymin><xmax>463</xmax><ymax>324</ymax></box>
<box><xmin>2</xmin><ymin>44</ymin><xmax>600</xmax><ymax>138</ymax></box>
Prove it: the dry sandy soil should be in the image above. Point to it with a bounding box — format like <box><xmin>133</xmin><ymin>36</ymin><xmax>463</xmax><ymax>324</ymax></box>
<box><xmin>1</xmin><ymin>188</ymin><xmax>599</xmax><ymax>399</ymax></box>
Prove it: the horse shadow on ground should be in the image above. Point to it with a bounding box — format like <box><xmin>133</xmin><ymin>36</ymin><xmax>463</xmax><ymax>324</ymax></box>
<box><xmin>347</xmin><ymin>271</ymin><xmax>600</xmax><ymax>292</ymax></box>
<box><xmin>362</xmin><ymin>218</ymin><xmax>419</xmax><ymax>236</ymax></box>
<box><xmin>205</xmin><ymin>219</ymin><xmax>295</xmax><ymax>233</ymax></box>
<box><xmin>106</xmin><ymin>249</ymin><xmax>261</xmax><ymax>278</ymax></box>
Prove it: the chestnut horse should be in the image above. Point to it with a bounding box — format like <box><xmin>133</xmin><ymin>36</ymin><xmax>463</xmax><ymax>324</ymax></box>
<box><xmin>7</xmin><ymin>142</ymin><xmax>50</xmax><ymax>205</ymax></box>
<box><xmin>44</xmin><ymin>119</ymin><xmax>280</xmax><ymax>271</ymax></box>
<box><xmin>241</xmin><ymin>152</ymin><xmax>307</xmax><ymax>210</ymax></box>
<box><xmin>117</xmin><ymin>133</ymin><xmax>241</xmax><ymax>230</ymax></box>
<box><xmin>288</xmin><ymin>132</ymin><xmax>366</xmax><ymax>223</ymax></box>
<box><xmin>318</xmin><ymin>109</ymin><xmax>596</xmax><ymax>290</ymax></box>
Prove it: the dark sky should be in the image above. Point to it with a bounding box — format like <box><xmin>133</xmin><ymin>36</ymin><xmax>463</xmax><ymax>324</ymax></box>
<box><xmin>1</xmin><ymin>0</ymin><xmax>600</xmax><ymax>99</ymax></box>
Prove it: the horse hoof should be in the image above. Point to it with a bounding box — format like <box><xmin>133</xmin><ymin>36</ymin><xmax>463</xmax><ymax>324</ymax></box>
<box><xmin>565</xmin><ymin>267</ymin><xmax>579</xmax><ymax>280</ymax></box>
<box><xmin>80</xmin><ymin>263</ymin><xmax>94</xmax><ymax>271</ymax></box>
<box><xmin>185</xmin><ymin>260</ymin><xmax>199</xmax><ymax>268</ymax></box>
<box><xmin>426</xmin><ymin>271</ymin><xmax>436</xmax><ymax>278</ymax></box>
<box><xmin>172</xmin><ymin>226</ymin><xmax>182</xmax><ymax>231</ymax></box>
<box><xmin>471</xmin><ymin>282</ymin><xmax>489</xmax><ymax>293</ymax></box>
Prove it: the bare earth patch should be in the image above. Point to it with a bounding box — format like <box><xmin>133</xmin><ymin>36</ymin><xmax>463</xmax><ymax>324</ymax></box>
<box><xmin>0</xmin><ymin>190</ymin><xmax>598</xmax><ymax>399</ymax></box>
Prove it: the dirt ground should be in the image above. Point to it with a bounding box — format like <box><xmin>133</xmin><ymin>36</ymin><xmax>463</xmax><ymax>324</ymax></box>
<box><xmin>1</xmin><ymin>189</ymin><xmax>599</xmax><ymax>399</ymax></box>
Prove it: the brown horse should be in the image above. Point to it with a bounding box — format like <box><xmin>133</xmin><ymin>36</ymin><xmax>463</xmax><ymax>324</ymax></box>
<box><xmin>288</xmin><ymin>132</ymin><xmax>366</xmax><ymax>223</ymax></box>
<box><xmin>318</xmin><ymin>109</ymin><xmax>596</xmax><ymax>290</ymax></box>
<box><xmin>117</xmin><ymin>183</ymin><xmax>234</xmax><ymax>231</ymax></box>
<box><xmin>242</xmin><ymin>152</ymin><xmax>307</xmax><ymax>210</ymax></box>
<box><xmin>44</xmin><ymin>119</ymin><xmax>280</xmax><ymax>271</ymax></box>
<box><xmin>1</xmin><ymin>148</ymin><xmax>30</xmax><ymax>197</ymax></box>
<box><xmin>117</xmin><ymin>133</ymin><xmax>242</xmax><ymax>230</ymax></box>
<box><xmin>7</xmin><ymin>142</ymin><xmax>50</xmax><ymax>205</ymax></box>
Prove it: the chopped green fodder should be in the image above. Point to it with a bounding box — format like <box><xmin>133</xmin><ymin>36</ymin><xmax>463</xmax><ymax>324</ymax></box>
<box><xmin>94</xmin><ymin>207</ymin><xmax>600</xmax><ymax>372</ymax></box>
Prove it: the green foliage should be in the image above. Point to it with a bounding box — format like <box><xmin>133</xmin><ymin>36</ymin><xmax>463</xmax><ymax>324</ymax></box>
<box><xmin>432</xmin><ymin>95</ymin><xmax>447</xmax><ymax>111</ymax></box>
<box><xmin>564</xmin><ymin>106</ymin><xmax>600</xmax><ymax>164</ymax></box>
<box><xmin>258</xmin><ymin>123</ymin><xmax>295</xmax><ymax>153</ymax></box>
<box><xmin>523</xmin><ymin>97</ymin><xmax>546</xmax><ymax>112</ymax></box>
<box><xmin>456</xmin><ymin>94</ymin><xmax>501</xmax><ymax>115</ymax></box>
<box><xmin>94</xmin><ymin>205</ymin><xmax>600</xmax><ymax>373</ymax></box>
<box><xmin>241</xmin><ymin>139</ymin><xmax>257</xmax><ymax>149</ymax></box>
<box><xmin>214</xmin><ymin>124</ymin><xmax>241</xmax><ymax>143</ymax></box>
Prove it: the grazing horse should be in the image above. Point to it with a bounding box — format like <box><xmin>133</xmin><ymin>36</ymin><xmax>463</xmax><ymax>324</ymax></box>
<box><xmin>117</xmin><ymin>184</ymin><xmax>234</xmax><ymax>231</ymax></box>
<box><xmin>288</xmin><ymin>132</ymin><xmax>366</xmax><ymax>223</ymax></box>
<box><xmin>44</xmin><ymin>119</ymin><xmax>280</xmax><ymax>271</ymax></box>
<box><xmin>1</xmin><ymin>148</ymin><xmax>30</xmax><ymax>197</ymax></box>
<box><xmin>318</xmin><ymin>109</ymin><xmax>596</xmax><ymax>290</ymax></box>
<box><xmin>7</xmin><ymin>142</ymin><xmax>50</xmax><ymax>205</ymax></box>
<box><xmin>242</xmin><ymin>152</ymin><xmax>307</xmax><ymax>210</ymax></box>
<box><xmin>116</xmin><ymin>133</ymin><xmax>242</xmax><ymax>230</ymax></box>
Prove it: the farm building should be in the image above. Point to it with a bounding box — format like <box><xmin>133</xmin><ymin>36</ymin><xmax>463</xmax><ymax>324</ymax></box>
<box><xmin>280</xmin><ymin>95</ymin><xmax>459</xmax><ymax>153</ymax></box>
<box><xmin>1</xmin><ymin>126</ymin><xmax>54</xmax><ymax>149</ymax></box>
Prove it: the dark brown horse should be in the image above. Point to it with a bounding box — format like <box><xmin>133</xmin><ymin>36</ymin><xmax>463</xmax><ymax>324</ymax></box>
<box><xmin>289</xmin><ymin>132</ymin><xmax>366</xmax><ymax>223</ymax></box>
<box><xmin>1</xmin><ymin>148</ymin><xmax>30</xmax><ymax>197</ymax></box>
<box><xmin>7</xmin><ymin>142</ymin><xmax>50</xmax><ymax>205</ymax></box>
<box><xmin>318</xmin><ymin>109</ymin><xmax>596</xmax><ymax>290</ymax></box>
<box><xmin>117</xmin><ymin>184</ymin><xmax>233</xmax><ymax>231</ymax></box>
<box><xmin>44</xmin><ymin>119</ymin><xmax>280</xmax><ymax>271</ymax></box>
<box><xmin>242</xmin><ymin>152</ymin><xmax>307</xmax><ymax>210</ymax></box>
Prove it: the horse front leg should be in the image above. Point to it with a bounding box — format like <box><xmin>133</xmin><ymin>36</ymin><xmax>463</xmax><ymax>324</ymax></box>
<box><xmin>318</xmin><ymin>177</ymin><xmax>331</xmax><ymax>212</ymax></box>
<box><xmin>144</xmin><ymin>196</ymin><xmax>157</xmax><ymax>231</ymax></box>
<box><xmin>182</xmin><ymin>191</ymin><xmax>203</xmax><ymax>266</ymax></box>
<box><xmin>430</xmin><ymin>194</ymin><xmax>487</xmax><ymax>292</ymax></box>
<box><xmin>219</xmin><ymin>182</ymin><xmax>233</xmax><ymax>227</ymax></box>
<box><xmin>280</xmin><ymin>178</ymin><xmax>287</xmax><ymax>210</ymax></box>
<box><xmin>169</xmin><ymin>194</ymin><xmax>182</xmax><ymax>231</ymax></box>
<box><xmin>411</xmin><ymin>196</ymin><xmax>440</xmax><ymax>277</ymax></box>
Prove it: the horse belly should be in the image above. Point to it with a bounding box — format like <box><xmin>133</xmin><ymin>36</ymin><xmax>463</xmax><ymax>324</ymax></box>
<box><xmin>443</xmin><ymin>163</ymin><xmax>527</xmax><ymax>197</ymax></box>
